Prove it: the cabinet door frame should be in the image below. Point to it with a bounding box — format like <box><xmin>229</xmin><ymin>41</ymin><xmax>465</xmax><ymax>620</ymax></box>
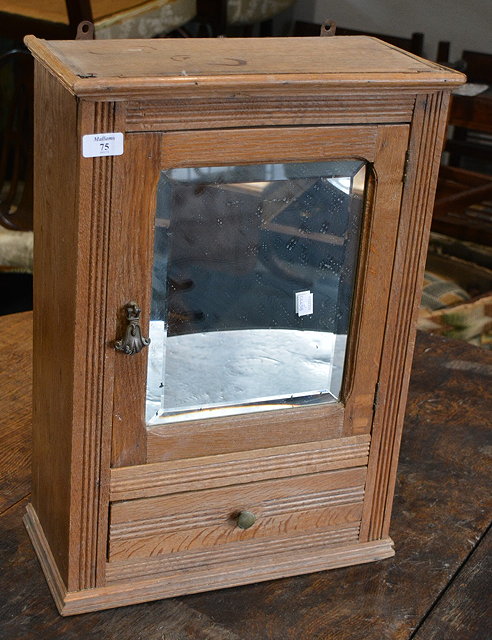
<box><xmin>108</xmin><ymin>123</ymin><xmax>409</xmax><ymax>468</ymax></box>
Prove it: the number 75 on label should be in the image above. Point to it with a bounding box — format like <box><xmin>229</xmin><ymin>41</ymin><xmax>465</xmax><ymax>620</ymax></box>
<box><xmin>82</xmin><ymin>132</ymin><xmax>124</xmax><ymax>158</ymax></box>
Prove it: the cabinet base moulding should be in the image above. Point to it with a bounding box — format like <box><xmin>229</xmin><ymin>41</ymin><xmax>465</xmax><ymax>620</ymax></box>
<box><xmin>24</xmin><ymin>503</ymin><xmax>394</xmax><ymax>616</ymax></box>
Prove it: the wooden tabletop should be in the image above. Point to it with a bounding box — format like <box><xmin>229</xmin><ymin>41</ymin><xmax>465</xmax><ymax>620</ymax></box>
<box><xmin>0</xmin><ymin>0</ymin><xmax>195</xmax><ymax>41</ymax></box>
<box><xmin>0</xmin><ymin>311</ymin><xmax>490</xmax><ymax>638</ymax></box>
<box><xmin>0</xmin><ymin>0</ymin><xmax>168</xmax><ymax>24</ymax></box>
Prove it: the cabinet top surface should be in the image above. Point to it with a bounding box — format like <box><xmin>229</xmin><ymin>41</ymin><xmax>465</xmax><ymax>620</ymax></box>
<box><xmin>25</xmin><ymin>35</ymin><xmax>465</xmax><ymax>99</ymax></box>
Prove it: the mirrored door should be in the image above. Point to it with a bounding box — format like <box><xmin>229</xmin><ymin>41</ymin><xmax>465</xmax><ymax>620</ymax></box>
<box><xmin>109</xmin><ymin>124</ymin><xmax>409</xmax><ymax>466</ymax></box>
<box><xmin>146</xmin><ymin>160</ymin><xmax>366</xmax><ymax>425</ymax></box>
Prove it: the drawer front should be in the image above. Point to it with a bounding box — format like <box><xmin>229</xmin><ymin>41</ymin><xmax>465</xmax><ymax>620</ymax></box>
<box><xmin>109</xmin><ymin>466</ymin><xmax>366</xmax><ymax>562</ymax></box>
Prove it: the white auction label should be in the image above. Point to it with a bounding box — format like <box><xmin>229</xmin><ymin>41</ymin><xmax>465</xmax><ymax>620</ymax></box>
<box><xmin>295</xmin><ymin>290</ymin><xmax>314</xmax><ymax>317</ymax></box>
<box><xmin>82</xmin><ymin>132</ymin><xmax>124</xmax><ymax>158</ymax></box>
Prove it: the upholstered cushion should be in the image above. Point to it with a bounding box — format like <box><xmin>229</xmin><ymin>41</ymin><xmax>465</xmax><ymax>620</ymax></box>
<box><xmin>227</xmin><ymin>0</ymin><xmax>296</xmax><ymax>26</ymax></box>
<box><xmin>0</xmin><ymin>227</ymin><xmax>33</xmax><ymax>273</ymax></box>
<box><xmin>419</xmin><ymin>247</ymin><xmax>492</xmax><ymax>348</ymax></box>
<box><xmin>418</xmin><ymin>294</ymin><xmax>492</xmax><ymax>347</ymax></box>
<box><xmin>96</xmin><ymin>0</ymin><xmax>195</xmax><ymax>39</ymax></box>
<box><xmin>420</xmin><ymin>271</ymin><xmax>470</xmax><ymax>312</ymax></box>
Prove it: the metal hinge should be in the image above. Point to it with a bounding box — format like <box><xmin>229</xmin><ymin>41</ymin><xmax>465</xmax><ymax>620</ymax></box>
<box><xmin>373</xmin><ymin>381</ymin><xmax>380</xmax><ymax>412</ymax></box>
<box><xmin>403</xmin><ymin>149</ymin><xmax>411</xmax><ymax>184</ymax></box>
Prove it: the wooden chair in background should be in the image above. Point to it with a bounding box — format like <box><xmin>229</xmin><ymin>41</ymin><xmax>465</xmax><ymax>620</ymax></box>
<box><xmin>433</xmin><ymin>46</ymin><xmax>492</xmax><ymax>245</ymax></box>
<box><xmin>0</xmin><ymin>0</ymin><xmax>196</xmax><ymax>232</ymax></box>
<box><xmin>0</xmin><ymin>48</ymin><xmax>33</xmax><ymax>231</ymax></box>
<box><xmin>0</xmin><ymin>50</ymin><xmax>34</xmax><ymax>313</ymax></box>
<box><xmin>0</xmin><ymin>0</ymin><xmax>196</xmax><ymax>316</ymax></box>
<box><xmin>433</xmin><ymin>167</ymin><xmax>492</xmax><ymax>245</ymax></box>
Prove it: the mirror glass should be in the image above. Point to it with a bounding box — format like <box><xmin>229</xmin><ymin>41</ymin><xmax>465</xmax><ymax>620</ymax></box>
<box><xmin>146</xmin><ymin>160</ymin><xmax>366</xmax><ymax>425</ymax></box>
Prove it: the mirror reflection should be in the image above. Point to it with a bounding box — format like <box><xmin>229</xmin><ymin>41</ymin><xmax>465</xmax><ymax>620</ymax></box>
<box><xmin>146</xmin><ymin>161</ymin><xmax>366</xmax><ymax>425</ymax></box>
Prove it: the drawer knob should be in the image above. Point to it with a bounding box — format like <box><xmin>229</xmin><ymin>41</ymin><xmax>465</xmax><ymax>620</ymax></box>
<box><xmin>236</xmin><ymin>510</ymin><xmax>256</xmax><ymax>530</ymax></box>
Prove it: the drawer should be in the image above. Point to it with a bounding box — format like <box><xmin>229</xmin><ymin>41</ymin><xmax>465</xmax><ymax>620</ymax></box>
<box><xmin>108</xmin><ymin>466</ymin><xmax>366</xmax><ymax>562</ymax></box>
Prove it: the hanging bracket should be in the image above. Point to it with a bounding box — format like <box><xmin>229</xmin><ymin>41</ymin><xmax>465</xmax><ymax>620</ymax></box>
<box><xmin>320</xmin><ymin>19</ymin><xmax>337</xmax><ymax>37</ymax></box>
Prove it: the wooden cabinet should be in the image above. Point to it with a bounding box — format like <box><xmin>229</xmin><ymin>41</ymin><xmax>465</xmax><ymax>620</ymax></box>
<box><xmin>24</xmin><ymin>35</ymin><xmax>464</xmax><ymax>615</ymax></box>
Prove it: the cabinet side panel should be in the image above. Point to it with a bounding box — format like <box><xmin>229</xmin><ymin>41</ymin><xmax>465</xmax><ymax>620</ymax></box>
<box><xmin>361</xmin><ymin>91</ymin><xmax>451</xmax><ymax>542</ymax></box>
<box><xmin>75</xmin><ymin>102</ymin><xmax>126</xmax><ymax>590</ymax></box>
<box><xmin>31</xmin><ymin>64</ymin><xmax>80</xmax><ymax>587</ymax></box>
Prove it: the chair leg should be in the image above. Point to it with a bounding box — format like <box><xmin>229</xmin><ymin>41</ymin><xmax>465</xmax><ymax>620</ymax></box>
<box><xmin>196</xmin><ymin>0</ymin><xmax>228</xmax><ymax>36</ymax></box>
<box><xmin>260</xmin><ymin>19</ymin><xmax>274</xmax><ymax>37</ymax></box>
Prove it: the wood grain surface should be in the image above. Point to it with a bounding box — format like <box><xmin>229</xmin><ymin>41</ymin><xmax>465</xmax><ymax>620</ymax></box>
<box><xmin>0</xmin><ymin>311</ymin><xmax>32</xmax><ymax>512</ymax></box>
<box><xmin>108</xmin><ymin>467</ymin><xmax>366</xmax><ymax>561</ymax></box>
<box><xmin>413</xmin><ymin>525</ymin><xmax>492</xmax><ymax>640</ymax></box>
<box><xmin>24</xmin><ymin>36</ymin><xmax>465</xmax><ymax>100</ymax></box>
<box><xmin>1</xmin><ymin>316</ymin><xmax>490</xmax><ymax>637</ymax></box>
<box><xmin>31</xmin><ymin>64</ymin><xmax>80</xmax><ymax>588</ymax></box>
<box><xmin>111</xmin><ymin>435</ymin><xmax>370</xmax><ymax>501</ymax></box>
<box><xmin>26</xmin><ymin>36</ymin><xmax>447</xmax><ymax>79</ymax></box>
<box><xmin>124</xmin><ymin>93</ymin><xmax>417</xmax><ymax>132</ymax></box>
